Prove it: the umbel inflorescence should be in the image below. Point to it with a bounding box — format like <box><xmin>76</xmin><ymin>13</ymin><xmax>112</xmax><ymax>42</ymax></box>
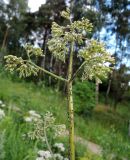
<box><xmin>4</xmin><ymin>9</ymin><xmax>114</xmax><ymax>83</ymax></box>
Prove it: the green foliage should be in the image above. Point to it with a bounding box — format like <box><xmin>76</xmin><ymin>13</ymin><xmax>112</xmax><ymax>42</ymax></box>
<box><xmin>0</xmin><ymin>116</ymin><xmax>36</xmax><ymax>160</ymax></box>
<box><xmin>0</xmin><ymin>74</ymin><xmax>129</xmax><ymax>159</ymax></box>
<box><xmin>75</xmin><ymin>142</ymin><xmax>86</xmax><ymax>160</ymax></box>
<box><xmin>100</xmin><ymin>126</ymin><xmax>130</xmax><ymax>159</ymax></box>
<box><xmin>80</xmin><ymin>151</ymin><xmax>103</xmax><ymax>160</ymax></box>
<box><xmin>0</xmin><ymin>131</ymin><xmax>5</xmax><ymax>160</ymax></box>
<box><xmin>73</xmin><ymin>81</ymin><xmax>95</xmax><ymax>116</ymax></box>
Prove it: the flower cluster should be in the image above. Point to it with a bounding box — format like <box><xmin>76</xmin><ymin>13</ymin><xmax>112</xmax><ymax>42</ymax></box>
<box><xmin>36</xmin><ymin>150</ymin><xmax>52</xmax><ymax>160</ymax></box>
<box><xmin>36</xmin><ymin>143</ymin><xmax>69</xmax><ymax>160</ymax></box>
<box><xmin>54</xmin><ymin>143</ymin><xmax>65</xmax><ymax>152</ymax></box>
<box><xmin>0</xmin><ymin>100</ymin><xmax>6</xmax><ymax>108</ymax></box>
<box><xmin>4</xmin><ymin>55</ymin><xmax>39</xmax><ymax>78</ymax></box>
<box><xmin>24</xmin><ymin>44</ymin><xmax>43</xmax><ymax>57</ymax></box>
<box><xmin>54</xmin><ymin>125</ymin><xmax>66</xmax><ymax>137</ymax></box>
<box><xmin>24</xmin><ymin>110</ymin><xmax>41</xmax><ymax>122</ymax></box>
<box><xmin>24</xmin><ymin>111</ymin><xmax>66</xmax><ymax>141</ymax></box>
<box><xmin>79</xmin><ymin>40</ymin><xmax>115</xmax><ymax>82</ymax></box>
<box><xmin>0</xmin><ymin>100</ymin><xmax>5</xmax><ymax>120</ymax></box>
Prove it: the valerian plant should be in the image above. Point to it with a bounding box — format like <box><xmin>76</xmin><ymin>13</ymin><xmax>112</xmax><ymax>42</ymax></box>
<box><xmin>24</xmin><ymin>111</ymin><xmax>66</xmax><ymax>160</ymax></box>
<box><xmin>4</xmin><ymin>9</ymin><xmax>114</xmax><ymax>160</ymax></box>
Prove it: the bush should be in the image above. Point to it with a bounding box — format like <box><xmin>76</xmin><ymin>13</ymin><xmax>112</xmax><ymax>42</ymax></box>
<box><xmin>73</xmin><ymin>81</ymin><xmax>95</xmax><ymax>116</ymax></box>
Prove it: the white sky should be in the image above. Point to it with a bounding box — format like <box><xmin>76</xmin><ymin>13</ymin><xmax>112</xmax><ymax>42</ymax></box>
<box><xmin>4</xmin><ymin>0</ymin><xmax>46</xmax><ymax>12</ymax></box>
<box><xmin>28</xmin><ymin>0</ymin><xmax>46</xmax><ymax>12</ymax></box>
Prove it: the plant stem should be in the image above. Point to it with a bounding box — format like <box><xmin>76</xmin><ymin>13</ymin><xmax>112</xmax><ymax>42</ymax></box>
<box><xmin>67</xmin><ymin>41</ymin><xmax>75</xmax><ymax>160</ymax></box>
<box><xmin>70</xmin><ymin>61</ymin><xmax>86</xmax><ymax>82</ymax></box>
<box><xmin>43</xmin><ymin>121</ymin><xmax>56</xmax><ymax>160</ymax></box>
<box><xmin>29</xmin><ymin>61</ymin><xmax>68</xmax><ymax>82</ymax></box>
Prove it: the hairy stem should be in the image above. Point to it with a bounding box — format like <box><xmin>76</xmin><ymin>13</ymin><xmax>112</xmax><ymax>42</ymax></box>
<box><xmin>67</xmin><ymin>41</ymin><xmax>75</xmax><ymax>160</ymax></box>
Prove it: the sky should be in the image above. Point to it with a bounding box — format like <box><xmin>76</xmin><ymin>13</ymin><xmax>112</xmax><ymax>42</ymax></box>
<box><xmin>4</xmin><ymin>0</ymin><xmax>45</xmax><ymax>12</ymax></box>
<box><xmin>28</xmin><ymin>0</ymin><xmax>45</xmax><ymax>12</ymax></box>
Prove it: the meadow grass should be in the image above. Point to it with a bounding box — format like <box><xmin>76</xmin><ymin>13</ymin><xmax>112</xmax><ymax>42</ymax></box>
<box><xmin>0</xmin><ymin>72</ymin><xmax>130</xmax><ymax>159</ymax></box>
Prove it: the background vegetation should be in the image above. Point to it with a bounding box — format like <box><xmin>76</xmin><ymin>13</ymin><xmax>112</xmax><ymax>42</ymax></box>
<box><xmin>0</xmin><ymin>0</ymin><xmax>130</xmax><ymax>159</ymax></box>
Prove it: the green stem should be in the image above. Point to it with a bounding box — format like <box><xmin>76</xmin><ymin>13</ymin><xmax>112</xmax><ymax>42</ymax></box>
<box><xmin>28</xmin><ymin>61</ymin><xmax>68</xmax><ymax>82</ymax></box>
<box><xmin>67</xmin><ymin>41</ymin><xmax>75</xmax><ymax>160</ymax></box>
<box><xmin>43</xmin><ymin>121</ymin><xmax>56</xmax><ymax>160</ymax></box>
<box><xmin>70</xmin><ymin>61</ymin><xmax>86</xmax><ymax>82</ymax></box>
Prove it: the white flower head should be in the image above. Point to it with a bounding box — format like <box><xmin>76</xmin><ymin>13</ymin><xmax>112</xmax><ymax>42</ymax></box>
<box><xmin>54</xmin><ymin>153</ymin><xmax>63</xmax><ymax>160</ymax></box>
<box><xmin>38</xmin><ymin>150</ymin><xmax>52</xmax><ymax>159</ymax></box>
<box><xmin>24</xmin><ymin>110</ymin><xmax>41</xmax><ymax>122</ymax></box>
<box><xmin>54</xmin><ymin>124</ymin><xmax>66</xmax><ymax>137</ymax></box>
<box><xmin>1</xmin><ymin>104</ymin><xmax>6</xmax><ymax>108</ymax></box>
<box><xmin>54</xmin><ymin>143</ymin><xmax>65</xmax><ymax>152</ymax></box>
<box><xmin>24</xmin><ymin>116</ymin><xmax>32</xmax><ymax>122</ymax></box>
<box><xmin>36</xmin><ymin>157</ymin><xmax>44</xmax><ymax>160</ymax></box>
<box><xmin>0</xmin><ymin>109</ymin><xmax>5</xmax><ymax>120</ymax></box>
<box><xmin>29</xmin><ymin>110</ymin><xmax>41</xmax><ymax>118</ymax></box>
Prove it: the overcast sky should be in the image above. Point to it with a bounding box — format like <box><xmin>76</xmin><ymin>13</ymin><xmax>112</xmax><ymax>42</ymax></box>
<box><xmin>4</xmin><ymin>0</ymin><xmax>45</xmax><ymax>12</ymax></box>
<box><xmin>28</xmin><ymin>0</ymin><xmax>46</xmax><ymax>12</ymax></box>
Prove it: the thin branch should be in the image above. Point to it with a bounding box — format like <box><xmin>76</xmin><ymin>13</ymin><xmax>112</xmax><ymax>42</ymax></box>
<box><xmin>43</xmin><ymin>121</ymin><xmax>56</xmax><ymax>160</ymax></box>
<box><xmin>70</xmin><ymin>61</ymin><xmax>86</xmax><ymax>82</ymax></box>
<box><xmin>28</xmin><ymin>61</ymin><xmax>68</xmax><ymax>82</ymax></box>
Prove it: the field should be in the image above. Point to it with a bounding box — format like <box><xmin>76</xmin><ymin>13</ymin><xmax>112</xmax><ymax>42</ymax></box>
<box><xmin>0</xmin><ymin>71</ymin><xmax>130</xmax><ymax>160</ymax></box>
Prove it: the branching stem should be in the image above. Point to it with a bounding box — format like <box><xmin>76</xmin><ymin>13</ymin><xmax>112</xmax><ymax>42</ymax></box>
<box><xmin>28</xmin><ymin>61</ymin><xmax>68</xmax><ymax>82</ymax></box>
<box><xmin>43</xmin><ymin>120</ymin><xmax>56</xmax><ymax>160</ymax></box>
<box><xmin>70</xmin><ymin>61</ymin><xmax>86</xmax><ymax>82</ymax></box>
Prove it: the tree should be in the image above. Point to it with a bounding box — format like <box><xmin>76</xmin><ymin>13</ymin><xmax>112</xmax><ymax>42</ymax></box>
<box><xmin>111</xmin><ymin>64</ymin><xmax>130</xmax><ymax>110</ymax></box>
<box><xmin>0</xmin><ymin>0</ymin><xmax>28</xmax><ymax>57</ymax></box>
<box><xmin>4</xmin><ymin>9</ymin><xmax>114</xmax><ymax>160</ymax></box>
<box><xmin>96</xmin><ymin>0</ymin><xmax>130</xmax><ymax>106</ymax></box>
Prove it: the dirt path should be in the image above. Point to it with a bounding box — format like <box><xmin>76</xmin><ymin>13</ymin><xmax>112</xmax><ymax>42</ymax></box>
<box><xmin>63</xmin><ymin>131</ymin><xmax>102</xmax><ymax>155</ymax></box>
<box><xmin>75</xmin><ymin>136</ymin><xmax>102</xmax><ymax>155</ymax></box>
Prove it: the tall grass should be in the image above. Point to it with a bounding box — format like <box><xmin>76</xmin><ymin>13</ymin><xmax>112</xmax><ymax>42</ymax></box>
<box><xmin>0</xmin><ymin>72</ymin><xmax>130</xmax><ymax>159</ymax></box>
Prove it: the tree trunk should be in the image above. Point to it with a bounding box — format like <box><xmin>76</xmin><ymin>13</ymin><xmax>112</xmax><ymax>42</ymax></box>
<box><xmin>38</xmin><ymin>28</ymin><xmax>48</xmax><ymax>81</ymax></box>
<box><xmin>67</xmin><ymin>41</ymin><xmax>75</xmax><ymax>160</ymax></box>
<box><xmin>113</xmin><ymin>100</ymin><xmax>118</xmax><ymax>112</ymax></box>
<box><xmin>41</xmin><ymin>28</ymin><xmax>48</xmax><ymax>68</ymax></box>
<box><xmin>95</xmin><ymin>79</ymin><xmax>99</xmax><ymax>105</ymax></box>
<box><xmin>105</xmin><ymin>79</ymin><xmax>112</xmax><ymax>105</ymax></box>
<box><xmin>2</xmin><ymin>27</ymin><xmax>9</xmax><ymax>49</ymax></box>
<box><xmin>49</xmin><ymin>54</ymin><xmax>53</xmax><ymax>85</ymax></box>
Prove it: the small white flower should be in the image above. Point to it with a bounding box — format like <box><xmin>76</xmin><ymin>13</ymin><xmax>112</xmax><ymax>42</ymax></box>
<box><xmin>1</xmin><ymin>104</ymin><xmax>6</xmax><ymax>108</ymax></box>
<box><xmin>29</xmin><ymin>110</ymin><xmax>41</xmax><ymax>118</ymax></box>
<box><xmin>36</xmin><ymin>157</ymin><xmax>44</xmax><ymax>160</ymax></box>
<box><xmin>0</xmin><ymin>109</ymin><xmax>5</xmax><ymax>120</ymax></box>
<box><xmin>54</xmin><ymin>153</ymin><xmax>63</xmax><ymax>160</ymax></box>
<box><xmin>24</xmin><ymin>116</ymin><xmax>32</xmax><ymax>122</ymax></box>
<box><xmin>54</xmin><ymin>143</ymin><xmax>65</xmax><ymax>152</ymax></box>
<box><xmin>54</xmin><ymin>124</ymin><xmax>66</xmax><ymax>137</ymax></box>
<box><xmin>38</xmin><ymin>150</ymin><xmax>51</xmax><ymax>159</ymax></box>
<box><xmin>28</xmin><ymin>110</ymin><xmax>36</xmax><ymax>116</ymax></box>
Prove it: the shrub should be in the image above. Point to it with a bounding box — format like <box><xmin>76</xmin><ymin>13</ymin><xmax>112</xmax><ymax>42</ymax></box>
<box><xmin>73</xmin><ymin>81</ymin><xmax>95</xmax><ymax>116</ymax></box>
